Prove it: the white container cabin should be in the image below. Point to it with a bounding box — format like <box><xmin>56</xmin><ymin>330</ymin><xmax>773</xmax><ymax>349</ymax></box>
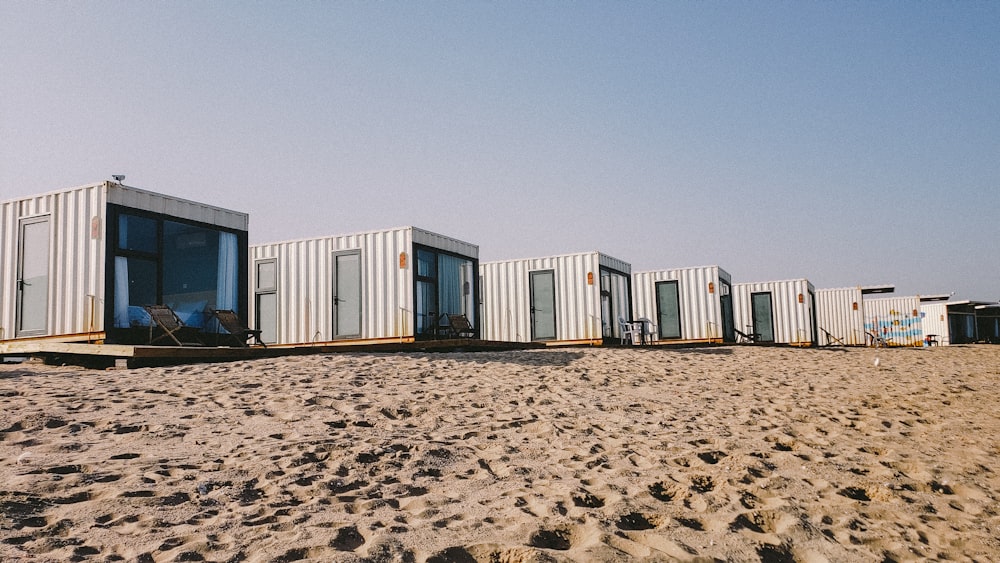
<box><xmin>815</xmin><ymin>285</ymin><xmax>894</xmax><ymax>346</ymax></box>
<box><xmin>0</xmin><ymin>181</ymin><xmax>249</xmax><ymax>346</ymax></box>
<box><xmin>976</xmin><ymin>304</ymin><xmax>1000</xmax><ymax>344</ymax></box>
<box><xmin>249</xmin><ymin>227</ymin><xmax>478</xmax><ymax>346</ymax></box>
<box><xmin>919</xmin><ymin>298</ymin><xmax>997</xmax><ymax>345</ymax></box>
<box><xmin>733</xmin><ymin>279</ymin><xmax>817</xmax><ymax>346</ymax></box>
<box><xmin>863</xmin><ymin>295</ymin><xmax>926</xmax><ymax>347</ymax></box>
<box><xmin>631</xmin><ymin>265</ymin><xmax>735</xmax><ymax>343</ymax></box>
<box><xmin>479</xmin><ymin>251</ymin><xmax>632</xmax><ymax>345</ymax></box>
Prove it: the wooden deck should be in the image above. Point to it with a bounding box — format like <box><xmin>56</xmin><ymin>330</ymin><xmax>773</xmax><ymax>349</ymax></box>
<box><xmin>0</xmin><ymin>339</ymin><xmax>544</xmax><ymax>368</ymax></box>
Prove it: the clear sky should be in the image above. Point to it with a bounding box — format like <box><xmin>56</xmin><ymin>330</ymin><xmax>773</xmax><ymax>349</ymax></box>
<box><xmin>2</xmin><ymin>2</ymin><xmax>998</xmax><ymax>300</ymax></box>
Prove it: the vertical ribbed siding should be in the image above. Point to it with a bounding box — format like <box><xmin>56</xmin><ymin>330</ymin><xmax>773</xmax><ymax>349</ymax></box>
<box><xmin>733</xmin><ymin>279</ymin><xmax>817</xmax><ymax>345</ymax></box>
<box><xmin>919</xmin><ymin>303</ymin><xmax>949</xmax><ymax>345</ymax></box>
<box><xmin>480</xmin><ymin>251</ymin><xmax>630</xmax><ymax>344</ymax></box>
<box><xmin>250</xmin><ymin>227</ymin><xmax>475</xmax><ymax>346</ymax></box>
<box><xmin>0</xmin><ymin>184</ymin><xmax>108</xmax><ymax>341</ymax></box>
<box><xmin>862</xmin><ymin>296</ymin><xmax>923</xmax><ymax>347</ymax></box>
<box><xmin>632</xmin><ymin>266</ymin><xmax>726</xmax><ymax>341</ymax></box>
<box><xmin>815</xmin><ymin>287</ymin><xmax>865</xmax><ymax>346</ymax></box>
<box><xmin>1</xmin><ymin>198</ymin><xmax>18</xmax><ymax>340</ymax></box>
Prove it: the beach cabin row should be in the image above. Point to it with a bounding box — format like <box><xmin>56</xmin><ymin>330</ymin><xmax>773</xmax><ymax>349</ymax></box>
<box><xmin>1</xmin><ymin>182</ymin><xmax>248</xmax><ymax>345</ymax></box>
<box><xmin>4</xmin><ymin>182</ymin><xmax>997</xmax><ymax>350</ymax></box>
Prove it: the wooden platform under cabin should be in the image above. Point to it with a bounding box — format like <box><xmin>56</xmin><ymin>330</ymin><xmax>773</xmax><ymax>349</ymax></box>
<box><xmin>0</xmin><ymin>338</ymin><xmax>544</xmax><ymax>369</ymax></box>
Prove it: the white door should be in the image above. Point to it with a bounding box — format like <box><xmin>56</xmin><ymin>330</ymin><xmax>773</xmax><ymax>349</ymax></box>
<box><xmin>333</xmin><ymin>251</ymin><xmax>361</xmax><ymax>338</ymax></box>
<box><xmin>16</xmin><ymin>217</ymin><xmax>50</xmax><ymax>336</ymax></box>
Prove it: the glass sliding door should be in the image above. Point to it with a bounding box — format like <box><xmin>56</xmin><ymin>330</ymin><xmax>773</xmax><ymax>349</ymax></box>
<box><xmin>162</xmin><ymin>220</ymin><xmax>222</xmax><ymax>329</ymax></box>
<box><xmin>413</xmin><ymin>245</ymin><xmax>478</xmax><ymax>339</ymax></box>
<box><xmin>15</xmin><ymin>217</ymin><xmax>50</xmax><ymax>336</ymax></box>
<box><xmin>600</xmin><ymin>268</ymin><xmax>630</xmax><ymax>341</ymax></box>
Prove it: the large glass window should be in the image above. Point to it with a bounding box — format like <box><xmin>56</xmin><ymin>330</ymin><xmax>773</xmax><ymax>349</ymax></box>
<box><xmin>118</xmin><ymin>214</ymin><xmax>158</xmax><ymax>253</ymax></box>
<box><xmin>110</xmin><ymin>208</ymin><xmax>243</xmax><ymax>336</ymax></box>
<box><xmin>414</xmin><ymin>245</ymin><xmax>477</xmax><ymax>338</ymax></box>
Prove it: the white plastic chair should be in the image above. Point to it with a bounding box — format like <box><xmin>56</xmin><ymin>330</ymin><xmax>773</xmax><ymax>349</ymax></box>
<box><xmin>618</xmin><ymin>316</ymin><xmax>638</xmax><ymax>345</ymax></box>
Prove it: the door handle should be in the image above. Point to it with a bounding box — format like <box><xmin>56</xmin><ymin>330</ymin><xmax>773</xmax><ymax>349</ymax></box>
<box><xmin>16</xmin><ymin>278</ymin><xmax>30</xmax><ymax>289</ymax></box>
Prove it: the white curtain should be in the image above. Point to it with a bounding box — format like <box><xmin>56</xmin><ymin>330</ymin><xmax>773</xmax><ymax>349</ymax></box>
<box><xmin>216</xmin><ymin>232</ymin><xmax>238</xmax><ymax>311</ymax></box>
<box><xmin>438</xmin><ymin>254</ymin><xmax>463</xmax><ymax>316</ymax></box>
<box><xmin>114</xmin><ymin>256</ymin><xmax>129</xmax><ymax>328</ymax></box>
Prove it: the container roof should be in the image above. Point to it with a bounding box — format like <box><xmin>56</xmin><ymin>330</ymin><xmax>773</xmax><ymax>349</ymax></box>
<box><xmin>860</xmin><ymin>284</ymin><xmax>895</xmax><ymax>294</ymax></box>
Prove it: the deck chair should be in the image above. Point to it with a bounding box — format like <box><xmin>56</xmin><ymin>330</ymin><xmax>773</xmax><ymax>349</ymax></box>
<box><xmin>445</xmin><ymin>314</ymin><xmax>476</xmax><ymax>339</ymax></box>
<box><xmin>820</xmin><ymin>328</ymin><xmax>845</xmax><ymax>347</ymax></box>
<box><xmin>144</xmin><ymin>305</ymin><xmax>204</xmax><ymax>346</ymax></box>
<box><xmin>734</xmin><ymin>328</ymin><xmax>759</xmax><ymax>344</ymax></box>
<box><xmin>209</xmin><ymin>309</ymin><xmax>266</xmax><ymax>347</ymax></box>
<box><xmin>866</xmin><ymin>331</ymin><xmax>888</xmax><ymax>348</ymax></box>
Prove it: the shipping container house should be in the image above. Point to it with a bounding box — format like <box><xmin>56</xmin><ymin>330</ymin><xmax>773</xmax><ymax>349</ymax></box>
<box><xmin>976</xmin><ymin>304</ymin><xmax>1000</xmax><ymax>344</ymax></box>
<box><xmin>631</xmin><ymin>265</ymin><xmax>735</xmax><ymax>343</ymax></box>
<box><xmin>733</xmin><ymin>279</ymin><xmax>817</xmax><ymax>346</ymax></box>
<box><xmin>480</xmin><ymin>251</ymin><xmax>632</xmax><ymax>345</ymax></box>
<box><xmin>815</xmin><ymin>285</ymin><xmax>895</xmax><ymax>346</ymax></box>
<box><xmin>919</xmin><ymin>299</ymin><xmax>996</xmax><ymax>345</ymax></box>
<box><xmin>249</xmin><ymin>227</ymin><xmax>478</xmax><ymax>346</ymax></box>
<box><xmin>863</xmin><ymin>295</ymin><xmax>927</xmax><ymax>347</ymax></box>
<box><xmin>0</xmin><ymin>181</ymin><xmax>249</xmax><ymax>345</ymax></box>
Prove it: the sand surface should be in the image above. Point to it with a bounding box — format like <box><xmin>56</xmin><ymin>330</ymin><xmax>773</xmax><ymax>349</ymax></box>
<box><xmin>1</xmin><ymin>345</ymin><xmax>998</xmax><ymax>562</ymax></box>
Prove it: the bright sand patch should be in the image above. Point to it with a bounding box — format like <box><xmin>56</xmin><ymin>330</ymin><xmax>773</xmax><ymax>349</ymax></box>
<box><xmin>1</xmin><ymin>345</ymin><xmax>998</xmax><ymax>562</ymax></box>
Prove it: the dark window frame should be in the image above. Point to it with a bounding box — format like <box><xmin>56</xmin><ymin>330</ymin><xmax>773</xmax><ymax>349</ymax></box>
<box><xmin>104</xmin><ymin>203</ymin><xmax>248</xmax><ymax>344</ymax></box>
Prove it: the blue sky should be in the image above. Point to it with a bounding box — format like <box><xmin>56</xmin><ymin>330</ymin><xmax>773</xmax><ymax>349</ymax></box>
<box><xmin>2</xmin><ymin>2</ymin><xmax>998</xmax><ymax>300</ymax></box>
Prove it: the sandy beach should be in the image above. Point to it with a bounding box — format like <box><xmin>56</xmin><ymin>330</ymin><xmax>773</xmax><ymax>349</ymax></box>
<box><xmin>1</xmin><ymin>345</ymin><xmax>998</xmax><ymax>562</ymax></box>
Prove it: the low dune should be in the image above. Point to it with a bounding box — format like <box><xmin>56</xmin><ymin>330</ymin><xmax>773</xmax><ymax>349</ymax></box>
<box><xmin>1</xmin><ymin>345</ymin><xmax>998</xmax><ymax>562</ymax></box>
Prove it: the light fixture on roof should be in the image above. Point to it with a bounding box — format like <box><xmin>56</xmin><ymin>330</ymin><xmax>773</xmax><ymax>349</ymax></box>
<box><xmin>112</xmin><ymin>175</ymin><xmax>125</xmax><ymax>184</ymax></box>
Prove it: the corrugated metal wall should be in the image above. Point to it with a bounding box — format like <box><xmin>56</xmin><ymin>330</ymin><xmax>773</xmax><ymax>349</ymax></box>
<box><xmin>249</xmin><ymin>227</ymin><xmax>479</xmax><ymax>346</ymax></box>
<box><xmin>919</xmin><ymin>303</ymin><xmax>949</xmax><ymax>345</ymax></box>
<box><xmin>632</xmin><ymin>266</ymin><xmax>727</xmax><ymax>341</ymax></box>
<box><xmin>815</xmin><ymin>287</ymin><xmax>865</xmax><ymax>346</ymax></box>
<box><xmin>733</xmin><ymin>279</ymin><xmax>817</xmax><ymax>345</ymax></box>
<box><xmin>0</xmin><ymin>184</ymin><xmax>108</xmax><ymax>341</ymax></box>
<box><xmin>863</xmin><ymin>296</ymin><xmax>922</xmax><ymax>347</ymax></box>
<box><xmin>250</xmin><ymin>228</ymin><xmax>413</xmax><ymax>345</ymax></box>
<box><xmin>480</xmin><ymin>251</ymin><xmax>630</xmax><ymax>344</ymax></box>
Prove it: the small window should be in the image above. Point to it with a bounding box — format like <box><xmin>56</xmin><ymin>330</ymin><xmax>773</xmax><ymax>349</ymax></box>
<box><xmin>257</xmin><ymin>260</ymin><xmax>276</xmax><ymax>291</ymax></box>
<box><xmin>416</xmin><ymin>249</ymin><xmax>435</xmax><ymax>278</ymax></box>
<box><xmin>118</xmin><ymin>214</ymin><xmax>158</xmax><ymax>253</ymax></box>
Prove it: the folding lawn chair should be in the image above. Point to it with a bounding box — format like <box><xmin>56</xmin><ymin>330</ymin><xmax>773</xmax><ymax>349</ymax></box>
<box><xmin>144</xmin><ymin>305</ymin><xmax>204</xmax><ymax>346</ymax></box>
<box><xmin>209</xmin><ymin>309</ymin><xmax>266</xmax><ymax>347</ymax></box>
